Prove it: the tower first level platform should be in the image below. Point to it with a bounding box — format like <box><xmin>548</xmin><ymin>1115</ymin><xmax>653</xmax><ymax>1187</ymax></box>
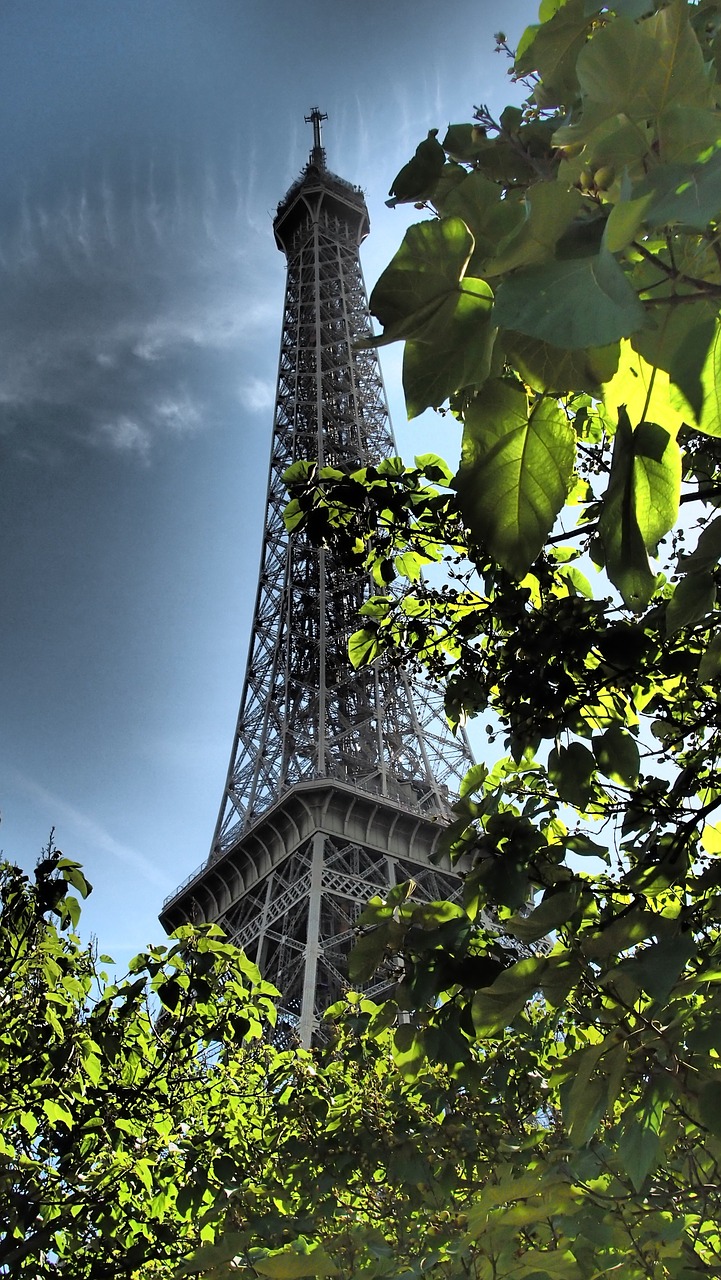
<box><xmin>159</xmin><ymin>779</ymin><xmax>460</xmax><ymax>1046</ymax></box>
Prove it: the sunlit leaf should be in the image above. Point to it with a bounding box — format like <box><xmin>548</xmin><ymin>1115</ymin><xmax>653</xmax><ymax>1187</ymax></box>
<box><xmin>455</xmin><ymin>382</ymin><xmax>575</xmax><ymax>578</ymax></box>
<box><xmin>370</xmin><ymin>217</ymin><xmax>475</xmax><ymax>344</ymax></box>
<box><xmin>402</xmin><ymin>277</ymin><xmax>495</xmax><ymax>417</ymax></box>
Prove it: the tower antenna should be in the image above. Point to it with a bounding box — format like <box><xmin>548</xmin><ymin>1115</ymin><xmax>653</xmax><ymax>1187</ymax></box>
<box><xmin>304</xmin><ymin>106</ymin><xmax>328</xmax><ymax>169</ymax></box>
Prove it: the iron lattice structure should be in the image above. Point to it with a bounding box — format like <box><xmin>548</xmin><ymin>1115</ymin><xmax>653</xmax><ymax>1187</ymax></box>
<box><xmin>160</xmin><ymin>113</ymin><xmax>475</xmax><ymax>1045</ymax></box>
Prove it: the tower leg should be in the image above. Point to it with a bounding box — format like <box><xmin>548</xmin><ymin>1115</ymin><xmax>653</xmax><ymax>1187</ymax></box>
<box><xmin>298</xmin><ymin>833</ymin><xmax>324</xmax><ymax>1046</ymax></box>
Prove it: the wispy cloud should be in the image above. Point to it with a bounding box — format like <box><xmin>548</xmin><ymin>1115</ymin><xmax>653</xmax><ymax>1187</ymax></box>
<box><xmin>0</xmin><ymin>144</ymin><xmax>279</xmax><ymax>463</ymax></box>
<box><xmin>10</xmin><ymin>770</ymin><xmax>173</xmax><ymax>891</ymax></box>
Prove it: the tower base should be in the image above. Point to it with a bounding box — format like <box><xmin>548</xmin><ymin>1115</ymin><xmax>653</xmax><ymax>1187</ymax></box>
<box><xmin>159</xmin><ymin>780</ymin><xmax>460</xmax><ymax>1046</ymax></box>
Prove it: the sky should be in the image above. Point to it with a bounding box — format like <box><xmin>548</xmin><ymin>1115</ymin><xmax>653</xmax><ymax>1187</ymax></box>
<box><xmin>1</xmin><ymin>0</ymin><xmax>537</xmax><ymax>964</ymax></box>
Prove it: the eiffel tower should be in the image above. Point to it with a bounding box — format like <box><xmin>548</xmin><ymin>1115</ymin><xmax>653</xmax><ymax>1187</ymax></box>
<box><xmin>159</xmin><ymin>112</ymin><xmax>474</xmax><ymax>1045</ymax></box>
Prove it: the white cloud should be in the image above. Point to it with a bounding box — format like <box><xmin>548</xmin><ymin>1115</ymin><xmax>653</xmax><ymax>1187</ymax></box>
<box><xmin>96</xmin><ymin>415</ymin><xmax>151</xmax><ymax>458</ymax></box>
<box><xmin>238</xmin><ymin>376</ymin><xmax>275</xmax><ymax>413</ymax></box>
<box><xmin>152</xmin><ymin>391</ymin><xmax>203</xmax><ymax>435</ymax></box>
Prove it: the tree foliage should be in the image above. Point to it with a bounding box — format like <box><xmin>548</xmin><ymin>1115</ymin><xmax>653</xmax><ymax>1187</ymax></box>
<box><xmin>0</xmin><ymin>847</ymin><xmax>278</xmax><ymax>1278</ymax></box>
<box><xmin>0</xmin><ymin>852</ymin><xmax>588</xmax><ymax>1280</ymax></box>
<box><xmin>281</xmin><ymin>1</ymin><xmax>721</xmax><ymax>1274</ymax></box>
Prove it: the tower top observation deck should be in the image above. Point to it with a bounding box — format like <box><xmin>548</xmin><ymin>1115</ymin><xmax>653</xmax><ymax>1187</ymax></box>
<box><xmin>274</xmin><ymin>107</ymin><xmax>369</xmax><ymax>254</ymax></box>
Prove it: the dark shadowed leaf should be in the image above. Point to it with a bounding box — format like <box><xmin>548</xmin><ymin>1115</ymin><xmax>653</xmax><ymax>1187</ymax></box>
<box><xmin>548</xmin><ymin>742</ymin><xmax>596</xmax><ymax>808</ymax></box>
<box><xmin>618</xmin><ymin>1119</ymin><xmax>662</xmax><ymax>1192</ymax></box>
<box><xmin>666</xmin><ymin>571</ymin><xmax>716</xmax><ymax>634</ymax></box>
<box><xmin>592</xmin><ymin>724</ymin><xmax>640</xmax><ymax>786</ymax></box>
<box><xmin>698</xmin><ymin>1078</ymin><xmax>721</xmax><ymax>1137</ymax></box>
<box><xmin>387</xmin><ymin>130</ymin><xmax>445</xmax><ymax>207</ymax></box>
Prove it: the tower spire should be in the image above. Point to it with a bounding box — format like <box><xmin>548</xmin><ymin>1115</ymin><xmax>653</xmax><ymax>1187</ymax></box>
<box><xmin>304</xmin><ymin>106</ymin><xmax>328</xmax><ymax>170</ymax></box>
<box><xmin>160</xmin><ymin>122</ymin><xmax>475</xmax><ymax>1046</ymax></box>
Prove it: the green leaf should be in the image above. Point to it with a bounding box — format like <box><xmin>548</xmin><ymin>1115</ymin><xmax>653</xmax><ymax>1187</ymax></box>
<box><xmin>657</xmin><ymin>104</ymin><xmax>721</xmax><ymax>165</ymax></box>
<box><xmin>564</xmin><ymin>1069</ymin><xmax>607</xmax><ymax>1147</ymax></box>
<box><xmin>644</xmin><ymin>150</ymin><xmax>721</xmax><ymax>230</ymax></box>
<box><xmin>557</xmin><ymin>112</ymin><xmax>654</xmax><ymax>177</ymax></box>
<box><xmin>471</xmin><ymin>956</ymin><xmax>548</xmax><ymax>1036</ymax></box>
<box><xmin>254</xmin><ymin>1242</ymin><xmax>340</xmax><ymax>1279</ymax></box>
<box><xmin>598</xmin><ymin>409</ymin><xmax>680</xmax><ymax>609</ymax></box>
<box><xmin>668</xmin><ymin>314</ymin><xmax>717</xmax><ymax>422</ymax></box>
<box><xmin>486</xmin><ymin>182</ymin><xmax>583</xmax><ymax>275</ymax></box>
<box><xmin>619</xmin><ymin>933</ymin><xmax>697</xmax><ymax>1003</ymax></box>
<box><xmin>42</xmin><ymin>1098</ymin><xmax>74</xmax><ymax>1130</ymax></box>
<box><xmin>680</xmin><ymin>514</ymin><xmax>721</xmax><ymax>573</ymax></box>
<box><xmin>671</xmin><ymin>321</ymin><xmax>721</xmax><ymax>436</ymax></box>
<box><xmin>18</xmin><ymin>1110</ymin><xmax>38</xmax><ymax>1138</ymax></box>
<box><xmin>402</xmin><ymin>276</ymin><xmax>495</xmax><ymax>417</ymax></box>
<box><xmin>387</xmin><ymin>129</ymin><xmax>445</xmax><ymax>207</ymax></box>
<box><xmin>177</xmin><ymin>1235</ymin><xmax>247</xmax><ymax>1277</ymax></box>
<box><xmin>618</xmin><ymin>1118</ymin><xmax>662</xmax><ymax>1192</ymax></box>
<box><xmin>515</xmin><ymin>0</ymin><xmax>592</xmax><ymax>103</ymax></box>
<box><xmin>603</xmin><ymin>340</ymin><xmax>687</xmax><ymax>435</ymax></box>
<box><xmin>629</xmin><ymin>304</ymin><xmax>717</xmax><ymax>426</ymax></box>
<box><xmin>541</xmin><ymin>953</ymin><xmax>584</xmax><ymax>1007</ymax></box>
<box><xmin>603</xmin><ymin>191</ymin><xmax>655</xmax><ymax>252</ymax></box>
<box><xmin>493</xmin><ymin>251</ymin><xmax>645</xmax><ymax>349</ymax></box>
<box><xmin>506</xmin><ymin>333</ymin><xmax>619</xmax><ymax>395</ymax></box>
<box><xmin>80</xmin><ymin>1048</ymin><xmax>102</xmax><ymax>1085</ymax></box>
<box><xmin>666</xmin><ymin>571</ymin><xmax>716</xmax><ymax>634</ymax></box>
<box><xmin>563</xmin><ymin>6</ymin><xmax>712</xmax><ymax>144</ymax></box>
<box><xmin>699</xmin><ymin>633</ymin><xmax>721</xmax><ymax>682</ymax></box>
<box><xmin>582</xmin><ymin>908</ymin><xmax>658</xmax><ymax>960</ymax></box>
<box><xmin>348</xmin><ymin>628</ymin><xmax>380</xmax><ymax>669</ymax></box>
<box><xmin>506</xmin><ymin>890</ymin><xmax>580</xmax><ymax>942</ymax></box>
<box><xmin>548</xmin><ymin>742</ymin><xmax>596</xmax><ymax>808</ymax></box>
<box><xmin>558</xmin><ymin>564</ymin><xmax>593</xmax><ymax>597</ymax></box>
<box><xmin>348</xmin><ymin>918</ymin><xmax>404</xmax><ymax>983</ymax></box>
<box><xmin>592</xmin><ymin>724</ymin><xmax>640</xmax><ymax>786</ymax></box>
<box><xmin>460</xmin><ymin>762</ymin><xmax>489</xmax><ymax>797</ymax></box>
<box><xmin>441</xmin><ymin>170</ymin><xmax>524</xmax><ymax>270</ymax></box>
<box><xmin>57</xmin><ymin>861</ymin><xmax>92</xmax><ymax>899</ymax></box>
<box><xmin>370</xmin><ymin>217</ymin><xmax>474</xmax><ymax>344</ymax></box>
<box><xmin>392</xmin><ymin>1023</ymin><xmax>427</xmax><ymax>1082</ymax></box>
<box><xmin>414</xmin><ymin>453</ymin><xmax>453</xmax><ymax>483</ymax></box>
<box><xmin>698</xmin><ymin>1078</ymin><xmax>721</xmax><ymax>1137</ymax></box>
<box><xmin>701</xmin><ymin>822</ymin><xmax>721</xmax><ymax>854</ymax></box>
<box><xmin>454</xmin><ymin>384</ymin><xmax>575</xmax><ymax>578</ymax></box>
<box><xmin>441</xmin><ymin>123</ymin><xmax>491</xmax><ymax>163</ymax></box>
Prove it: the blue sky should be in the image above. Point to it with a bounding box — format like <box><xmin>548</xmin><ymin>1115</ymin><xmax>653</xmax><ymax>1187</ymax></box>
<box><xmin>1</xmin><ymin>0</ymin><xmax>536</xmax><ymax>963</ymax></box>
